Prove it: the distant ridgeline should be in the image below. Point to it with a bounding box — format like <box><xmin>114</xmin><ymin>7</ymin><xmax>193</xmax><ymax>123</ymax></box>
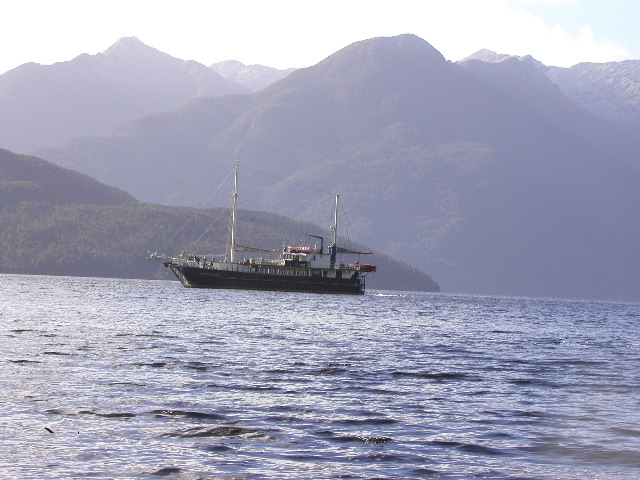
<box><xmin>0</xmin><ymin>149</ymin><xmax>439</xmax><ymax>292</ymax></box>
<box><xmin>18</xmin><ymin>34</ymin><xmax>640</xmax><ymax>301</ymax></box>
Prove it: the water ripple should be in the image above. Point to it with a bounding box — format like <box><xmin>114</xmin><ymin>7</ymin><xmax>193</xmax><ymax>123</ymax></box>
<box><xmin>1</xmin><ymin>274</ymin><xmax>639</xmax><ymax>480</ymax></box>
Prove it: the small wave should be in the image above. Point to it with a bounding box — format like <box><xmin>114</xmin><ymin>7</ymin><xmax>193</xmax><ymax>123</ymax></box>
<box><xmin>336</xmin><ymin>417</ymin><xmax>397</xmax><ymax>426</ymax></box>
<box><xmin>312</xmin><ymin>366</ymin><xmax>348</xmax><ymax>375</ymax></box>
<box><xmin>610</xmin><ymin>426</ymin><xmax>640</xmax><ymax>437</ymax></box>
<box><xmin>391</xmin><ymin>371</ymin><xmax>471</xmax><ymax>381</ymax></box>
<box><xmin>508</xmin><ymin>378</ymin><xmax>560</xmax><ymax>388</ymax></box>
<box><xmin>550</xmin><ymin>359</ymin><xmax>607</xmax><ymax>366</ymax></box>
<box><xmin>459</xmin><ymin>443</ymin><xmax>506</xmax><ymax>456</ymax></box>
<box><xmin>78</xmin><ymin>410</ymin><xmax>136</xmax><ymax>419</ymax></box>
<box><xmin>429</xmin><ymin>440</ymin><xmax>506</xmax><ymax>456</ymax></box>
<box><xmin>109</xmin><ymin>381</ymin><xmax>147</xmax><ymax>388</ymax></box>
<box><xmin>313</xmin><ymin>430</ymin><xmax>393</xmax><ymax>445</ymax></box>
<box><xmin>411</xmin><ymin>467</ymin><xmax>440</xmax><ymax>476</ymax></box>
<box><xmin>525</xmin><ymin>442</ymin><xmax>640</xmax><ymax>467</ymax></box>
<box><xmin>266</xmin><ymin>404</ymin><xmax>310</xmax><ymax>413</ymax></box>
<box><xmin>148</xmin><ymin>466</ymin><xmax>182</xmax><ymax>476</ymax></box>
<box><xmin>349</xmin><ymin>453</ymin><xmax>403</xmax><ymax>462</ymax></box>
<box><xmin>162</xmin><ymin>426</ymin><xmax>256</xmax><ymax>438</ymax></box>
<box><xmin>152</xmin><ymin>410</ymin><xmax>227</xmax><ymax>421</ymax></box>
<box><xmin>202</xmin><ymin>444</ymin><xmax>234</xmax><ymax>452</ymax></box>
<box><xmin>98</xmin><ymin>412</ymin><xmax>136</xmax><ymax>418</ymax></box>
<box><xmin>134</xmin><ymin>362</ymin><xmax>168</xmax><ymax>368</ymax></box>
<box><xmin>266</xmin><ymin>368</ymin><xmax>296</xmax><ymax>374</ymax></box>
<box><xmin>512</xmin><ymin>410</ymin><xmax>546</xmax><ymax>418</ymax></box>
<box><xmin>429</xmin><ymin>440</ymin><xmax>463</xmax><ymax>448</ymax></box>
<box><xmin>183</xmin><ymin>362</ymin><xmax>210</xmax><ymax>371</ymax></box>
<box><xmin>235</xmin><ymin>384</ymin><xmax>283</xmax><ymax>392</ymax></box>
<box><xmin>262</xmin><ymin>414</ymin><xmax>303</xmax><ymax>423</ymax></box>
<box><xmin>44</xmin><ymin>409</ymin><xmax>64</xmax><ymax>415</ymax></box>
<box><xmin>356</xmin><ymin>435</ymin><xmax>392</xmax><ymax>444</ymax></box>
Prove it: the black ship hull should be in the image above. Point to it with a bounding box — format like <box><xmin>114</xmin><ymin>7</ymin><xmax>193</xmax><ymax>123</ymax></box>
<box><xmin>171</xmin><ymin>265</ymin><xmax>365</xmax><ymax>295</ymax></box>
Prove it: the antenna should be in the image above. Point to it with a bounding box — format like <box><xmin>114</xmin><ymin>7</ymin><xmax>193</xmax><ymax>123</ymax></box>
<box><xmin>230</xmin><ymin>160</ymin><xmax>238</xmax><ymax>263</ymax></box>
<box><xmin>333</xmin><ymin>194</ymin><xmax>339</xmax><ymax>246</ymax></box>
<box><xmin>306</xmin><ymin>234</ymin><xmax>324</xmax><ymax>253</ymax></box>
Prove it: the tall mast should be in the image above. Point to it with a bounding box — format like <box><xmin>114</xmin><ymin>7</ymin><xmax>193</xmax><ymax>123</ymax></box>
<box><xmin>230</xmin><ymin>161</ymin><xmax>238</xmax><ymax>263</ymax></box>
<box><xmin>333</xmin><ymin>194</ymin><xmax>339</xmax><ymax>246</ymax></box>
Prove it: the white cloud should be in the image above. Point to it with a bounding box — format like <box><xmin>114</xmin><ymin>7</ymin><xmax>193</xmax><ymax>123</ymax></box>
<box><xmin>410</xmin><ymin>1</ymin><xmax>632</xmax><ymax>66</ymax></box>
<box><xmin>1</xmin><ymin>0</ymin><xmax>635</xmax><ymax>74</ymax></box>
<box><xmin>517</xmin><ymin>0</ymin><xmax>577</xmax><ymax>5</ymax></box>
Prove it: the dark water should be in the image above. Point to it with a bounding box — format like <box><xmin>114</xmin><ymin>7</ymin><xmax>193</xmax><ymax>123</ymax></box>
<box><xmin>1</xmin><ymin>274</ymin><xmax>639</xmax><ymax>479</ymax></box>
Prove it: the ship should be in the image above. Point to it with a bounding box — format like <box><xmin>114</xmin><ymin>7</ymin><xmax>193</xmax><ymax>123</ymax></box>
<box><xmin>148</xmin><ymin>162</ymin><xmax>376</xmax><ymax>294</ymax></box>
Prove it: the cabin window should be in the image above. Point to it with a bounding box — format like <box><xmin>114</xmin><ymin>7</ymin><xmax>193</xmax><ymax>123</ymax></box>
<box><xmin>336</xmin><ymin>271</ymin><xmax>342</xmax><ymax>279</ymax></box>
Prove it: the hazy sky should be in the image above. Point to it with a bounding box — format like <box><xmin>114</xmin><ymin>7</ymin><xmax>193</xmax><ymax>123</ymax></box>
<box><xmin>2</xmin><ymin>0</ymin><xmax>638</xmax><ymax>74</ymax></box>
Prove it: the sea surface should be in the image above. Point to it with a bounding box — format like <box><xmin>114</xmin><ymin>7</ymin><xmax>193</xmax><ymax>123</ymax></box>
<box><xmin>1</xmin><ymin>274</ymin><xmax>639</xmax><ymax>480</ymax></box>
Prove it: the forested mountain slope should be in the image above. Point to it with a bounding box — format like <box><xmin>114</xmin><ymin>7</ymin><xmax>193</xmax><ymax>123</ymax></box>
<box><xmin>0</xmin><ymin>149</ymin><xmax>436</xmax><ymax>291</ymax></box>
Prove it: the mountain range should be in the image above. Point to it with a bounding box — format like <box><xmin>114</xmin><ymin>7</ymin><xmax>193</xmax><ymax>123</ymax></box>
<box><xmin>466</xmin><ymin>49</ymin><xmax>640</xmax><ymax>139</ymax></box>
<box><xmin>0</xmin><ymin>37</ymin><xmax>246</xmax><ymax>152</ymax></box>
<box><xmin>210</xmin><ymin>60</ymin><xmax>295</xmax><ymax>92</ymax></box>
<box><xmin>2</xmin><ymin>34</ymin><xmax>639</xmax><ymax>301</ymax></box>
<box><xmin>0</xmin><ymin>37</ymin><xmax>296</xmax><ymax>153</ymax></box>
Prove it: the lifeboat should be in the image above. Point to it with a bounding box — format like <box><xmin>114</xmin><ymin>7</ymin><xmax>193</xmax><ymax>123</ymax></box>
<box><xmin>356</xmin><ymin>264</ymin><xmax>377</xmax><ymax>272</ymax></box>
<box><xmin>287</xmin><ymin>246</ymin><xmax>313</xmax><ymax>254</ymax></box>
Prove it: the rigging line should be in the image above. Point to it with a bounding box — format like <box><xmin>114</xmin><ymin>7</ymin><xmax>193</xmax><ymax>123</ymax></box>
<box><xmin>339</xmin><ymin>201</ymin><xmax>372</xmax><ymax>252</ymax></box>
<box><xmin>242</xmin><ymin>164</ymin><xmax>363</xmax><ymax>249</ymax></box>
<box><xmin>184</xmin><ymin>198</ymin><xmax>232</xmax><ymax>253</ymax></box>
<box><xmin>155</xmin><ymin>165</ymin><xmax>235</xmax><ymax>253</ymax></box>
<box><xmin>240</xmin><ymin>164</ymin><xmax>336</xmax><ymax>196</ymax></box>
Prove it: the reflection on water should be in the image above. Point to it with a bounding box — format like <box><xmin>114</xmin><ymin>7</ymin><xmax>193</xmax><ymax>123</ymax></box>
<box><xmin>1</xmin><ymin>274</ymin><xmax>639</xmax><ymax>479</ymax></box>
